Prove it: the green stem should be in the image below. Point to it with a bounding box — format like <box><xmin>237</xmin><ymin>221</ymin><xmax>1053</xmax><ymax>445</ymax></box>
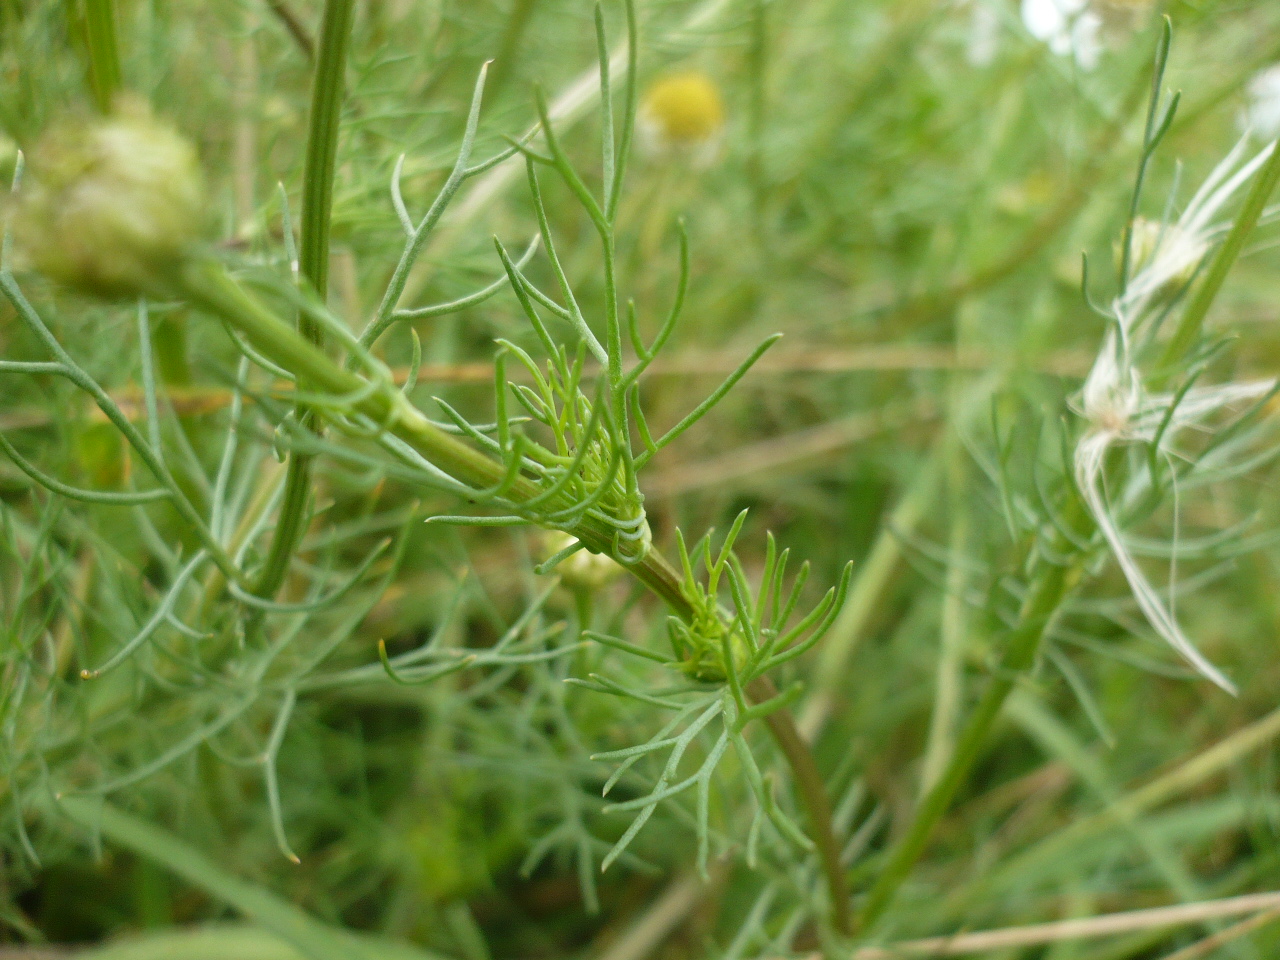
<box><xmin>749</xmin><ymin>675</ymin><xmax>852</xmax><ymax>935</ymax></box>
<box><xmin>855</xmin><ymin>539</ymin><xmax>1083</xmax><ymax>931</ymax></box>
<box><xmin>254</xmin><ymin>0</ymin><xmax>355</xmax><ymax>599</ymax></box>
<box><xmin>83</xmin><ymin>0</ymin><xmax>123</xmax><ymax>113</ymax></box>
<box><xmin>1159</xmin><ymin>140</ymin><xmax>1280</xmax><ymax>372</ymax></box>
<box><xmin>297</xmin><ymin>0</ymin><xmax>354</xmax><ymax>310</ymax></box>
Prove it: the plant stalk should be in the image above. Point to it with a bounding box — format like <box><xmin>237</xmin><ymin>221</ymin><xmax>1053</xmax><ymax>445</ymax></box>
<box><xmin>855</xmin><ymin>533</ymin><xmax>1084</xmax><ymax>931</ymax></box>
<box><xmin>254</xmin><ymin>0</ymin><xmax>355</xmax><ymax>599</ymax></box>
<box><xmin>749</xmin><ymin>675</ymin><xmax>852</xmax><ymax>935</ymax></box>
<box><xmin>853</xmin><ymin>84</ymin><xmax>1280</xmax><ymax>938</ymax></box>
<box><xmin>83</xmin><ymin>0</ymin><xmax>123</xmax><ymax>113</ymax></box>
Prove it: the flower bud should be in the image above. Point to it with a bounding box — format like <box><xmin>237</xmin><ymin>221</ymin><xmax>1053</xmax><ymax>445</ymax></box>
<box><xmin>12</xmin><ymin>101</ymin><xmax>206</xmax><ymax>298</ymax></box>
<box><xmin>539</xmin><ymin>531</ymin><xmax>622</xmax><ymax>592</ymax></box>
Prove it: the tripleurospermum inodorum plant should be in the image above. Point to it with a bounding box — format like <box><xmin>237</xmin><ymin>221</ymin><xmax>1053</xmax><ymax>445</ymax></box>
<box><xmin>4</xmin><ymin>0</ymin><xmax>858</xmax><ymax>941</ymax></box>
<box><xmin>5</xmin><ymin>2</ymin><xmax>1280</xmax><ymax>958</ymax></box>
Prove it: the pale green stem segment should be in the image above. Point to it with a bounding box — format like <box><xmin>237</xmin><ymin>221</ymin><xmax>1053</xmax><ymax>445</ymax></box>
<box><xmin>297</xmin><ymin>0</ymin><xmax>354</xmax><ymax>308</ymax></box>
<box><xmin>918</xmin><ymin>466</ymin><xmax>971</xmax><ymax>797</ymax></box>
<box><xmin>1118</xmin><ymin>18</ymin><xmax>1177</xmax><ymax>296</ymax></box>
<box><xmin>254</xmin><ymin>0</ymin><xmax>356</xmax><ymax>600</ymax></box>
<box><xmin>84</xmin><ymin>0</ymin><xmax>123</xmax><ymax>113</ymax></box>
<box><xmin>855</xmin><ymin>511</ymin><xmax>1085</xmax><ymax>932</ymax></box>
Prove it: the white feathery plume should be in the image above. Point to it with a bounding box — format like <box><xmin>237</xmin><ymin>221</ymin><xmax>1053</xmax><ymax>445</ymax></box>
<box><xmin>1117</xmin><ymin>139</ymin><xmax>1275</xmax><ymax>322</ymax></box>
<box><xmin>1074</xmin><ymin>137</ymin><xmax>1278</xmax><ymax>693</ymax></box>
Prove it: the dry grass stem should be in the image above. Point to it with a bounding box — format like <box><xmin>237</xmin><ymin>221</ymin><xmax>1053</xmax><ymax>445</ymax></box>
<box><xmin>827</xmin><ymin>891</ymin><xmax>1280</xmax><ymax>959</ymax></box>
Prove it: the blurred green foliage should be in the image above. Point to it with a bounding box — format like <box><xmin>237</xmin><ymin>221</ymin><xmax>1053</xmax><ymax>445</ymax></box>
<box><xmin>4</xmin><ymin>1</ymin><xmax>1280</xmax><ymax>958</ymax></box>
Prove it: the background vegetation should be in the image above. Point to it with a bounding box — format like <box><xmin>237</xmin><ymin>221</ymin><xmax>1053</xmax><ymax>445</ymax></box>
<box><xmin>4</xmin><ymin>0</ymin><xmax>1280</xmax><ymax>958</ymax></box>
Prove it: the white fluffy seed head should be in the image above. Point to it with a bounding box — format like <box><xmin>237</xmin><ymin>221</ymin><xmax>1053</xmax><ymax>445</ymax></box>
<box><xmin>1071</xmin><ymin>136</ymin><xmax>1280</xmax><ymax>693</ymax></box>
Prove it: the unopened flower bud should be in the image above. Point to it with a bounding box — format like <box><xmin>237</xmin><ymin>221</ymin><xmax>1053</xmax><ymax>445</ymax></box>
<box><xmin>540</xmin><ymin>531</ymin><xmax>622</xmax><ymax>592</ymax></box>
<box><xmin>13</xmin><ymin>102</ymin><xmax>206</xmax><ymax>298</ymax></box>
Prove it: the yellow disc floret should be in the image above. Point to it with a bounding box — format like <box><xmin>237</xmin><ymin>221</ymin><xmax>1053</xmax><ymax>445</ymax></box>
<box><xmin>13</xmin><ymin>101</ymin><xmax>206</xmax><ymax>298</ymax></box>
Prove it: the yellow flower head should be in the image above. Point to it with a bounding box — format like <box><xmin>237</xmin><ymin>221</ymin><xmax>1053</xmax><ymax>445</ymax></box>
<box><xmin>637</xmin><ymin>70</ymin><xmax>725</xmax><ymax>165</ymax></box>
<box><xmin>13</xmin><ymin>100</ymin><xmax>206</xmax><ymax>298</ymax></box>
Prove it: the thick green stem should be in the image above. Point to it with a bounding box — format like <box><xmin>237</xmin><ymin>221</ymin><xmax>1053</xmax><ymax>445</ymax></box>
<box><xmin>855</xmin><ymin>543</ymin><xmax>1083</xmax><ymax>931</ymax></box>
<box><xmin>83</xmin><ymin>0</ymin><xmax>123</xmax><ymax>113</ymax></box>
<box><xmin>254</xmin><ymin>0</ymin><xmax>355</xmax><ymax>599</ymax></box>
